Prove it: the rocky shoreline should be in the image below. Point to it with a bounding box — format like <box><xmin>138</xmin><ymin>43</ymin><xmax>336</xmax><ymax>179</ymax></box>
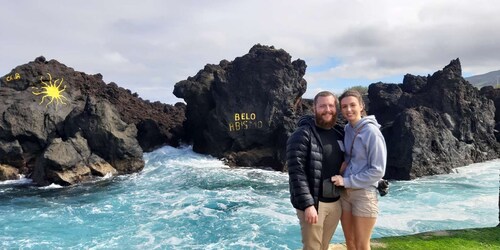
<box><xmin>173</xmin><ymin>46</ymin><xmax>500</xmax><ymax>180</ymax></box>
<box><xmin>1</xmin><ymin>45</ymin><xmax>499</xmax><ymax>186</ymax></box>
<box><xmin>0</xmin><ymin>56</ymin><xmax>184</xmax><ymax>185</ymax></box>
<box><xmin>368</xmin><ymin>59</ymin><xmax>499</xmax><ymax>179</ymax></box>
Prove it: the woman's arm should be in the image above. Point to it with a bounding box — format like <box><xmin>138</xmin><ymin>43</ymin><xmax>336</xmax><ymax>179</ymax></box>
<box><xmin>343</xmin><ymin>125</ymin><xmax>387</xmax><ymax>189</ymax></box>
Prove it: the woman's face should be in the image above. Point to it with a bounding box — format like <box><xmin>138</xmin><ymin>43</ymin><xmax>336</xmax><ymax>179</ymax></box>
<box><xmin>340</xmin><ymin>96</ymin><xmax>363</xmax><ymax>125</ymax></box>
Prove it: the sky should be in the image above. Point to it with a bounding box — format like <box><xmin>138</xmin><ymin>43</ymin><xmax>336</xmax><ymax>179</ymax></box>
<box><xmin>1</xmin><ymin>0</ymin><xmax>500</xmax><ymax>104</ymax></box>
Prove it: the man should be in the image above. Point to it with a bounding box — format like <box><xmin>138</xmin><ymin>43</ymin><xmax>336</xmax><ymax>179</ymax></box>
<box><xmin>287</xmin><ymin>91</ymin><xmax>345</xmax><ymax>250</ymax></box>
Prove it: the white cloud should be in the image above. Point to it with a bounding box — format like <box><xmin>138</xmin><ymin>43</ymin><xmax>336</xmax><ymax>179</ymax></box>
<box><xmin>1</xmin><ymin>0</ymin><xmax>500</xmax><ymax>103</ymax></box>
<box><xmin>103</xmin><ymin>52</ymin><xmax>130</xmax><ymax>64</ymax></box>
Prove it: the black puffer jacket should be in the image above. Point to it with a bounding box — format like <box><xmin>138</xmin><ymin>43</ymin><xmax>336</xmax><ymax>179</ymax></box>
<box><xmin>286</xmin><ymin>115</ymin><xmax>344</xmax><ymax>211</ymax></box>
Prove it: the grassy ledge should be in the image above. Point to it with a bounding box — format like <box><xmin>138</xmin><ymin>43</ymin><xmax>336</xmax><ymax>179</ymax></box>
<box><xmin>329</xmin><ymin>227</ymin><xmax>500</xmax><ymax>250</ymax></box>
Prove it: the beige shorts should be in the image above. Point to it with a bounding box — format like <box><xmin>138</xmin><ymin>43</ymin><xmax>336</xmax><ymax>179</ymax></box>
<box><xmin>341</xmin><ymin>188</ymin><xmax>378</xmax><ymax>218</ymax></box>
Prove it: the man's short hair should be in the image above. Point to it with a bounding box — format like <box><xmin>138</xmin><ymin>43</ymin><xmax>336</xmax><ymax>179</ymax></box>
<box><xmin>313</xmin><ymin>91</ymin><xmax>338</xmax><ymax>107</ymax></box>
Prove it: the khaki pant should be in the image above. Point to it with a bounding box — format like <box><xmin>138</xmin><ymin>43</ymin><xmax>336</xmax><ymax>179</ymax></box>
<box><xmin>296</xmin><ymin>201</ymin><xmax>342</xmax><ymax>250</ymax></box>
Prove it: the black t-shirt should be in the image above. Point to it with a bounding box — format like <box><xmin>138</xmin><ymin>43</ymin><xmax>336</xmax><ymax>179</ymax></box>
<box><xmin>316</xmin><ymin>126</ymin><xmax>344</xmax><ymax>202</ymax></box>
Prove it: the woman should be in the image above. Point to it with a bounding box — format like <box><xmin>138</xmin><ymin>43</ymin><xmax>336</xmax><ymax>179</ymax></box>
<box><xmin>331</xmin><ymin>90</ymin><xmax>387</xmax><ymax>250</ymax></box>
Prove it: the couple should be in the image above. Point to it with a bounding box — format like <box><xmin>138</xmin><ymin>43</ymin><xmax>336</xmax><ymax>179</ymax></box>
<box><xmin>287</xmin><ymin>90</ymin><xmax>387</xmax><ymax>250</ymax></box>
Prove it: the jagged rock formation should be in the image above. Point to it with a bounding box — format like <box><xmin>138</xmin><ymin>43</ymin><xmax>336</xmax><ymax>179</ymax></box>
<box><xmin>0</xmin><ymin>56</ymin><xmax>185</xmax><ymax>185</ymax></box>
<box><xmin>173</xmin><ymin>44</ymin><xmax>308</xmax><ymax>170</ymax></box>
<box><xmin>173</xmin><ymin>46</ymin><xmax>499</xmax><ymax>178</ymax></box>
<box><xmin>368</xmin><ymin>59</ymin><xmax>500</xmax><ymax>179</ymax></box>
<box><xmin>89</xmin><ymin>82</ymin><xmax>186</xmax><ymax>152</ymax></box>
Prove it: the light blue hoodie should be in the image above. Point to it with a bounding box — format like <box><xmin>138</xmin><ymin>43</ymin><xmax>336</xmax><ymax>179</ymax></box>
<box><xmin>343</xmin><ymin>115</ymin><xmax>387</xmax><ymax>189</ymax></box>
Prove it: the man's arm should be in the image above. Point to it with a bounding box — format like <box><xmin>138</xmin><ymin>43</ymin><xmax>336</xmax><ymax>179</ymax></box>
<box><xmin>286</xmin><ymin>128</ymin><xmax>315</xmax><ymax>210</ymax></box>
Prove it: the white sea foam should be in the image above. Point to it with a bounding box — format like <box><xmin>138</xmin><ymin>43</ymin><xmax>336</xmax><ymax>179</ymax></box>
<box><xmin>1</xmin><ymin>146</ymin><xmax>498</xmax><ymax>249</ymax></box>
<box><xmin>373</xmin><ymin>158</ymin><xmax>499</xmax><ymax>237</ymax></box>
<box><xmin>0</xmin><ymin>175</ymin><xmax>32</xmax><ymax>185</ymax></box>
<box><xmin>164</xmin><ymin>236</ymin><xmax>186</xmax><ymax>246</ymax></box>
<box><xmin>249</xmin><ymin>206</ymin><xmax>297</xmax><ymax>224</ymax></box>
<box><xmin>101</xmin><ymin>172</ymin><xmax>113</xmax><ymax>179</ymax></box>
<box><xmin>39</xmin><ymin>183</ymin><xmax>63</xmax><ymax>189</ymax></box>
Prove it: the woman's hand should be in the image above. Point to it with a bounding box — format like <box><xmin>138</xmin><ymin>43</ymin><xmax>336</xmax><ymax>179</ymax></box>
<box><xmin>331</xmin><ymin>175</ymin><xmax>344</xmax><ymax>186</ymax></box>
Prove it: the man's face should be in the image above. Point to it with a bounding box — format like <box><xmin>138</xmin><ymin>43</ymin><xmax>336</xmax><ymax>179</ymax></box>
<box><xmin>314</xmin><ymin>95</ymin><xmax>336</xmax><ymax>128</ymax></box>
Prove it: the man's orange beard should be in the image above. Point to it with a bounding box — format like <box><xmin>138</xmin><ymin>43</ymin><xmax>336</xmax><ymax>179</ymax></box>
<box><xmin>315</xmin><ymin>111</ymin><xmax>336</xmax><ymax>128</ymax></box>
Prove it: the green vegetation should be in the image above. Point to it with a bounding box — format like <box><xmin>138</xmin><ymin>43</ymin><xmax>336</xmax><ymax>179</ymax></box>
<box><xmin>370</xmin><ymin>227</ymin><xmax>500</xmax><ymax>250</ymax></box>
<box><xmin>343</xmin><ymin>85</ymin><xmax>368</xmax><ymax>95</ymax></box>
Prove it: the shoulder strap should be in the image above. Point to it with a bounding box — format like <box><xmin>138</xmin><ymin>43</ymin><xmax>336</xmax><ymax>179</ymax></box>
<box><xmin>348</xmin><ymin>124</ymin><xmax>366</xmax><ymax>164</ymax></box>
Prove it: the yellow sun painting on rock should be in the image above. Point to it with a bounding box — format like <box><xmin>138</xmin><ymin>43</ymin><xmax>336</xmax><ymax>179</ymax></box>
<box><xmin>32</xmin><ymin>73</ymin><xmax>68</xmax><ymax>108</ymax></box>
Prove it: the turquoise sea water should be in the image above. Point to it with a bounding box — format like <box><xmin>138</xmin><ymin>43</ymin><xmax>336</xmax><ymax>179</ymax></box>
<box><xmin>0</xmin><ymin>146</ymin><xmax>498</xmax><ymax>249</ymax></box>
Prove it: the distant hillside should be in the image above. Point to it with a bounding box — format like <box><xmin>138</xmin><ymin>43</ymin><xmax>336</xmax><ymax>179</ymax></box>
<box><xmin>466</xmin><ymin>70</ymin><xmax>500</xmax><ymax>88</ymax></box>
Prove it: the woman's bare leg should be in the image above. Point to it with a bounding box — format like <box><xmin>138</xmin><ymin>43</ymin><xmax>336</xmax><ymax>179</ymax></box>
<box><xmin>353</xmin><ymin>216</ymin><xmax>377</xmax><ymax>250</ymax></box>
<box><xmin>340</xmin><ymin>210</ymin><xmax>356</xmax><ymax>250</ymax></box>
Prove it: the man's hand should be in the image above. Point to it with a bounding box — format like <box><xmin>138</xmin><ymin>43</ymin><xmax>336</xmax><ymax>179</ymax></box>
<box><xmin>305</xmin><ymin>206</ymin><xmax>318</xmax><ymax>224</ymax></box>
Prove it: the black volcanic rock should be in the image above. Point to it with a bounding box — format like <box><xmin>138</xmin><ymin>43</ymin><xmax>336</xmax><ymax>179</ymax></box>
<box><xmin>368</xmin><ymin>59</ymin><xmax>500</xmax><ymax>179</ymax></box>
<box><xmin>90</xmin><ymin>82</ymin><xmax>186</xmax><ymax>152</ymax></box>
<box><xmin>174</xmin><ymin>44</ymin><xmax>308</xmax><ymax>170</ymax></box>
<box><xmin>0</xmin><ymin>56</ymin><xmax>185</xmax><ymax>185</ymax></box>
<box><xmin>480</xmin><ymin>86</ymin><xmax>500</xmax><ymax>142</ymax></box>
